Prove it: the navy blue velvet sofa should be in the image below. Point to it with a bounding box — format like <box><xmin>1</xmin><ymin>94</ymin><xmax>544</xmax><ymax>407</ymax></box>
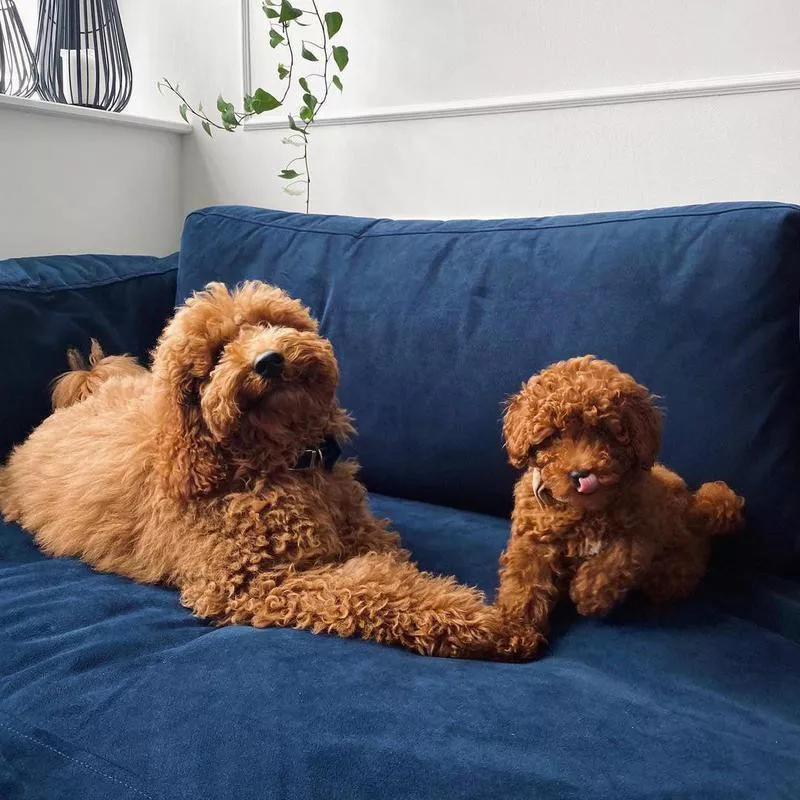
<box><xmin>1</xmin><ymin>202</ymin><xmax>799</xmax><ymax>799</ymax></box>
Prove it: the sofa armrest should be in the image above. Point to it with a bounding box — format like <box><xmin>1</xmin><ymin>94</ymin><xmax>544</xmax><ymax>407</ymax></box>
<box><xmin>0</xmin><ymin>253</ymin><xmax>178</xmax><ymax>459</ymax></box>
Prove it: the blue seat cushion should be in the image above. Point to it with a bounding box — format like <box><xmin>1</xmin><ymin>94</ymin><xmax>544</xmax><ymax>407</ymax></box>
<box><xmin>0</xmin><ymin>253</ymin><xmax>178</xmax><ymax>461</ymax></box>
<box><xmin>176</xmin><ymin>204</ymin><xmax>800</xmax><ymax>575</ymax></box>
<box><xmin>2</xmin><ymin>498</ymin><xmax>798</xmax><ymax>800</ymax></box>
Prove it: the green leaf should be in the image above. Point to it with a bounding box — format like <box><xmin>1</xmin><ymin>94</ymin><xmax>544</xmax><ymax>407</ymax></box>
<box><xmin>264</xmin><ymin>6</ymin><xmax>279</xmax><ymax>18</ymax></box>
<box><xmin>332</xmin><ymin>45</ymin><xmax>348</xmax><ymax>71</ymax></box>
<box><xmin>288</xmin><ymin>114</ymin><xmax>306</xmax><ymax>133</ymax></box>
<box><xmin>331</xmin><ymin>74</ymin><xmax>342</xmax><ymax>91</ymax></box>
<box><xmin>324</xmin><ymin>11</ymin><xmax>342</xmax><ymax>38</ymax></box>
<box><xmin>301</xmin><ymin>46</ymin><xmax>318</xmax><ymax>62</ymax></box>
<box><xmin>299</xmin><ymin>106</ymin><xmax>312</xmax><ymax>121</ymax></box>
<box><xmin>302</xmin><ymin>92</ymin><xmax>317</xmax><ymax>112</ymax></box>
<box><xmin>277</xmin><ymin>63</ymin><xmax>289</xmax><ymax>80</ymax></box>
<box><xmin>251</xmin><ymin>88</ymin><xmax>281</xmax><ymax>113</ymax></box>
<box><xmin>269</xmin><ymin>28</ymin><xmax>284</xmax><ymax>47</ymax></box>
<box><xmin>279</xmin><ymin>169</ymin><xmax>302</xmax><ymax>179</ymax></box>
<box><xmin>179</xmin><ymin>103</ymin><xmax>188</xmax><ymax>122</ymax></box>
<box><xmin>216</xmin><ymin>95</ymin><xmax>237</xmax><ymax>128</ymax></box>
<box><xmin>243</xmin><ymin>94</ymin><xmax>254</xmax><ymax>113</ymax></box>
<box><xmin>279</xmin><ymin>0</ymin><xmax>302</xmax><ymax>23</ymax></box>
<box><xmin>298</xmin><ymin>77</ymin><xmax>309</xmax><ymax>93</ymax></box>
<box><xmin>221</xmin><ymin>109</ymin><xmax>238</xmax><ymax>129</ymax></box>
<box><xmin>201</xmin><ymin>120</ymin><xmax>212</xmax><ymax>137</ymax></box>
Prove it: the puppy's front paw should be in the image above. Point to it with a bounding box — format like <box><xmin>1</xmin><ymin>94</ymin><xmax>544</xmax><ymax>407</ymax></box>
<box><xmin>569</xmin><ymin>581</ymin><xmax>620</xmax><ymax>618</ymax></box>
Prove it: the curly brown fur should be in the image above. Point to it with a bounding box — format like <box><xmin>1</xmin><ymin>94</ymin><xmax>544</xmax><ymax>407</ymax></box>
<box><xmin>0</xmin><ymin>281</ymin><xmax>540</xmax><ymax>661</ymax></box>
<box><xmin>51</xmin><ymin>339</ymin><xmax>147</xmax><ymax>409</ymax></box>
<box><xmin>496</xmin><ymin>355</ymin><xmax>744</xmax><ymax>639</ymax></box>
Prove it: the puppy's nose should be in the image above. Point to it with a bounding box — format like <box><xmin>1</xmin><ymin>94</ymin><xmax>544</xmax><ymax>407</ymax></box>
<box><xmin>569</xmin><ymin>469</ymin><xmax>590</xmax><ymax>486</ymax></box>
<box><xmin>253</xmin><ymin>350</ymin><xmax>285</xmax><ymax>379</ymax></box>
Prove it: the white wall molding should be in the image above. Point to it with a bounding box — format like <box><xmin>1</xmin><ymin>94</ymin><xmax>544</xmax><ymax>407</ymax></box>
<box><xmin>241</xmin><ymin>57</ymin><xmax>800</xmax><ymax>132</ymax></box>
<box><xmin>0</xmin><ymin>94</ymin><xmax>190</xmax><ymax>134</ymax></box>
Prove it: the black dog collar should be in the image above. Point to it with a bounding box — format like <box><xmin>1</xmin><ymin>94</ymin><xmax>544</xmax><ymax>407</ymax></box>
<box><xmin>292</xmin><ymin>437</ymin><xmax>342</xmax><ymax>472</ymax></box>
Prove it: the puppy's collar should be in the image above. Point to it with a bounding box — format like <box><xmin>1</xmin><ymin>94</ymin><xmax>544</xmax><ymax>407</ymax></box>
<box><xmin>292</xmin><ymin>437</ymin><xmax>342</xmax><ymax>472</ymax></box>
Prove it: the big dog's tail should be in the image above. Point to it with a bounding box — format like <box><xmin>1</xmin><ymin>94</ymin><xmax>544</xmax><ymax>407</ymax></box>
<box><xmin>51</xmin><ymin>339</ymin><xmax>144</xmax><ymax>409</ymax></box>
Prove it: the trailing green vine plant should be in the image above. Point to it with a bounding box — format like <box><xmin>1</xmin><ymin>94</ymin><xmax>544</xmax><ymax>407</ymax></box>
<box><xmin>158</xmin><ymin>0</ymin><xmax>348</xmax><ymax>213</ymax></box>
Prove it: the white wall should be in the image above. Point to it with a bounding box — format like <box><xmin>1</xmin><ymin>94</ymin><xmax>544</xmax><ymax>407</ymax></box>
<box><xmin>0</xmin><ymin>108</ymin><xmax>182</xmax><ymax>258</ymax></box>
<box><xmin>174</xmin><ymin>0</ymin><xmax>800</xmax><ymax>219</ymax></box>
<box><xmin>0</xmin><ymin>0</ymin><xmax>184</xmax><ymax>259</ymax></box>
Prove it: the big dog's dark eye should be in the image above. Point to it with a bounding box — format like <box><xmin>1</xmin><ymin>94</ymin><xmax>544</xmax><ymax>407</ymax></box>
<box><xmin>210</xmin><ymin>344</ymin><xmax>225</xmax><ymax>365</ymax></box>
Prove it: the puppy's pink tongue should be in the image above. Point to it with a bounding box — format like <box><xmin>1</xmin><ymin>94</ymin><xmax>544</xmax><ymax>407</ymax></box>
<box><xmin>577</xmin><ymin>474</ymin><xmax>600</xmax><ymax>494</ymax></box>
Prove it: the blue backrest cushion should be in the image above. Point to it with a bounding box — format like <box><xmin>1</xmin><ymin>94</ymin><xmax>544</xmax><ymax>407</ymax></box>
<box><xmin>0</xmin><ymin>254</ymin><xmax>178</xmax><ymax>460</ymax></box>
<box><xmin>177</xmin><ymin>204</ymin><xmax>800</xmax><ymax>575</ymax></box>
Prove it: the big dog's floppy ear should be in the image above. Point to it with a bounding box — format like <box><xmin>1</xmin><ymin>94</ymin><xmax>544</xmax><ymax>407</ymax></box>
<box><xmin>150</xmin><ymin>284</ymin><xmax>236</xmax><ymax>502</ymax></box>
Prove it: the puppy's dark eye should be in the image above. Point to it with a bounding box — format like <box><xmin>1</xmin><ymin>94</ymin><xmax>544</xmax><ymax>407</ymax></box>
<box><xmin>606</xmin><ymin>420</ymin><xmax>629</xmax><ymax>444</ymax></box>
<box><xmin>528</xmin><ymin>432</ymin><xmax>557</xmax><ymax>463</ymax></box>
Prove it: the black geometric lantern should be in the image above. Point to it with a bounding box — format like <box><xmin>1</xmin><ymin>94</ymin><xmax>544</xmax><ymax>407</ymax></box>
<box><xmin>0</xmin><ymin>0</ymin><xmax>37</xmax><ymax>98</ymax></box>
<box><xmin>35</xmin><ymin>0</ymin><xmax>132</xmax><ymax>112</ymax></box>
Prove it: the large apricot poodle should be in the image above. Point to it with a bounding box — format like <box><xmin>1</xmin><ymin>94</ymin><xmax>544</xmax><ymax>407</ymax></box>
<box><xmin>497</xmin><ymin>356</ymin><xmax>743</xmax><ymax>638</ymax></box>
<box><xmin>1</xmin><ymin>281</ymin><xmax>539</xmax><ymax>661</ymax></box>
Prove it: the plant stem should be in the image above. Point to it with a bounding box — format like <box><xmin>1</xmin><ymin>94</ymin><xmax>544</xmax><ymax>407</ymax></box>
<box><xmin>290</xmin><ymin>0</ymin><xmax>331</xmax><ymax>212</ymax></box>
<box><xmin>278</xmin><ymin>22</ymin><xmax>294</xmax><ymax>104</ymax></box>
<box><xmin>159</xmin><ymin>79</ymin><xmax>226</xmax><ymax>130</ymax></box>
<box><xmin>302</xmin><ymin>141</ymin><xmax>310</xmax><ymax>213</ymax></box>
<box><xmin>308</xmin><ymin>0</ymin><xmax>330</xmax><ymax>120</ymax></box>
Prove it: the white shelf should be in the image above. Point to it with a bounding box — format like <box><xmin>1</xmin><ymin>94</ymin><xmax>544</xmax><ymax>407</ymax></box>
<box><xmin>0</xmin><ymin>94</ymin><xmax>191</xmax><ymax>134</ymax></box>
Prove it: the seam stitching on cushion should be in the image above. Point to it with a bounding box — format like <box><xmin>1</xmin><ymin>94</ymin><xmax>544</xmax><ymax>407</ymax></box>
<box><xmin>0</xmin><ymin>720</ymin><xmax>157</xmax><ymax>800</ymax></box>
<box><xmin>186</xmin><ymin>204</ymin><xmax>800</xmax><ymax>241</ymax></box>
<box><xmin>0</xmin><ymin>264</ymin><xmax>178</xmax><ymax>295</ymax></box>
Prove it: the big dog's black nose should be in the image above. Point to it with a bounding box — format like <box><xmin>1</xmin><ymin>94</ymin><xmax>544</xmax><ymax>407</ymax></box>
<box><xmin>253</xmin><ymin>350</ymin><xmax>285</xmax><ymax>379</ymax></box>
<box><xmin>569</xmin><ymin>469</ymin><xmax>590</xmax><ymax>486</ymax></box>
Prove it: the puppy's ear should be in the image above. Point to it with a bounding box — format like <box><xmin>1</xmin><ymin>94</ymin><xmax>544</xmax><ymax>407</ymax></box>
<box><xmin>503</xmin><ymin>384</ymin><xmax>555</xmax><ymax>469</ymax></box>
<box><xmin>234</xmin><ymin>281</ymin><xmax>318</xmax><ymax>333</ymax></box>
<box><xmin>621</xmin><ymin>391</ymin><xmax>662</xmax><ymax>469</ymax></box>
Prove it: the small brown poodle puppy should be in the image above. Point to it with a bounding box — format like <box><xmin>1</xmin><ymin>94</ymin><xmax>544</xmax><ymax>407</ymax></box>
<box><xmin>497</xmin><ymin>356</ymin><xmax>744</xmax><ymax>637</ymax></box>
<box><xmin>0</xmin><ymin>281</ymin><xmax>540</xmax><ymax>661</ymax></box>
